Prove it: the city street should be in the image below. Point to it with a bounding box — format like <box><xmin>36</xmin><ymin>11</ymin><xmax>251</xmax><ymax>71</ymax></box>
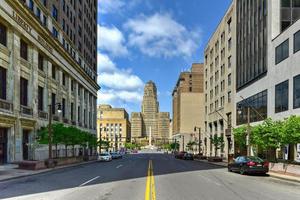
<box><xmin>0</xmin><ymin>154</ymin><xmax>299</xmax><ymax>200</ymax></box>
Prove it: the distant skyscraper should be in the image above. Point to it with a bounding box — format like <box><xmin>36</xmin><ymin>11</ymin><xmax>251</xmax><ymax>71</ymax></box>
<box><xmin>131</xmin><ymin>81</ymin><xmax>170</xmax><ymax>140</ymax></box>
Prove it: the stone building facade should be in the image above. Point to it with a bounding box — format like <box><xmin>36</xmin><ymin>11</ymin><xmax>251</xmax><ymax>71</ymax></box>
<box><xmin>203</xmin><ymin>1</ymin><xmax>236</xmax><ymax>159</ymax></box>
<box><xmin>97</xmin><ymin>105</ymin><xmax>131</xmax><ymax>152</ymax></box>
<box><xmin>0</xmin><ymin>0</ymin><xmax>98</xmax><ymax>164</ymax></box>
<box><xmin>172</xmin><ymin>63</ymin><xmax>205</xmax><ymax>152</ymax></box>
<box><xmin>131</xmin><ymin>81</ymin><xmax>170</xmax><ymax>142</ymax></box>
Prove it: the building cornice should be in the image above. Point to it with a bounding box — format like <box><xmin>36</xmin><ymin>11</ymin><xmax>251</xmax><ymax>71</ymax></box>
<box><xmin>5</xmin><ymin>0</ymin><xmax>100</xmax><ymax>92</ymax></box>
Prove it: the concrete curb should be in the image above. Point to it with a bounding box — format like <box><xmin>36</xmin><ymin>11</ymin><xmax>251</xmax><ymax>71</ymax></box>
<box><xmin>195</xmin><ymin>159</ymin><xmax>300</xmax><ymax>183</ymax></box>
<box><xmin>0</xmin><ymin>160</ymin><xmax>98</xmax><ymax>183</ymax></box>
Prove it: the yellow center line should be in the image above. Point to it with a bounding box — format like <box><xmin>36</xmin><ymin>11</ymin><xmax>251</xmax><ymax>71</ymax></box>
<box><xmin>145</xmin><ymin>160</ymin><xmax>156</xmax><ymax>200</ymax></box>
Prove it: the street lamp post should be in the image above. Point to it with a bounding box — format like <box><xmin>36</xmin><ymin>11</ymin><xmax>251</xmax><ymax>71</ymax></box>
<box><xmin>48</xmin><ymin>103</ymin><xmax>61</xmax><ymax>167</ymax></box>
<box><xmin>194</xmin><ymin>127</ymin><xmax>201</xmax><ymax>155</ymax></box>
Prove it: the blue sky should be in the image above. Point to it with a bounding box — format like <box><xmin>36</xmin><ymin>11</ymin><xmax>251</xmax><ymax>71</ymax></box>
<box><xmin>97</xmin><ymin>0</ymin><xmax>232</xmax><ymax>115</ymax></box>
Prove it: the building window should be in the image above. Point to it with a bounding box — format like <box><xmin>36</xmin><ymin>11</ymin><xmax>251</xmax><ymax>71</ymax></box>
<box><xmin>62</xmin><ymin>73</ymin><xmax>66</xmax><ymax>86</ymax></box>
<box><xmin>294</xmin><ymin>30</ymin><xmax>300</xmax><ymax>53</ymax></box>
<box><xmin>20</xmin><ymin>39</ymin><xmax>28</xmax><ymax>60</ymax></box>
<box><xmin>227</xmin><ymin>17</ymin><xmax>232</xmax><ymax>33</ymax></box>
<box><xmin>78</xmin><ymin>106</ymin><xmax>80</xmax><ymax>122</ymax></box>
<box><xmin>236</xmin><ymin>90</ymin><xmax>268</xmax><ymax>125</ymax></box>
<box><xmin>51</xmin><ymin>93</ymin><xmax>56</xmax><ymax>114</ymax></box>
<box><xmin>228</xmin><ymin>38</ymin><xmax>232</xmax><ymax>50</ymax></box>
<box><xmin>71</xmin><ymin>102</ymin><xmax>74</xmax><ymax>121</ymax></box>
<box><xmin>29</xmin><ymin>0</ymin><xmax>34</xmax><ymax>11</ymax></box>
<box><xmin>52</xmin><ymin>65</ymin><xmax>56</xmax><ymax>79</ymax></box>
<box><xmin>0</xmin><ymin>23</ymin><xmax>7</xmax><ymax>46</ymax></box>
<box><xmin>294</xmin><ymin>75</ymin><xmax>300</xmax><ymax>108</ymax></box>
<box><xmin>62</xmin><ymin>98</ymin><xmax>66</xmax><ymax>118</ymax></box>
<box><xmin>52</xmin><ymin>5</ymin><xmax>58</xmax><ymax>21</ymax></box>
<box><xmin>43</xmin><ymin>15</ymin><xmax>47</xmax><ymax>27</ymax></box>
<box><xmin>38</xmin><ymin>53</ymin><xmax>44</xmax><ymax>71</ymax></box>
<box><xmin>20</xmin><ymin>77</ymin><xmax>28</xmax><ymax>106</ymax></box>
<box><xmin>228</xmin><ymin>73</ymin><xmax>232</xmax><ymax>86</ymax></box>
<box><xmin>0</xmin><ymin>67</ymin><xmax>6</xmax><ymax>100</ymax></box>
<box><xmin>228</xmin><ymin>56</ymin><xmax>232</xmax><ymax>68</ymax></box>
<box><xmin>38</xmin><ymin>86</ymin><xmax>44</xmax><ymax>111</ymax></box>
<box><xmin>78</xmin><ymin>85</ymin><xmax>81</xmax><ymax>96</ymax></box>
<box><xmin>71</xmin><ymin>80</ymin><xmax>74</xmax><ymax>91</ymax></box>
<box><xmin>281</xmin><ymin>0</ymin><xmax>291</xmax><ymax>7</ymax></box>
<box><xmin>275</xmin><ymin>80</ymin><xmax>289</xmax><ymax>113</ymax></box>
<box><xmin>227</xmin><ymin>91</ymin><xmax>232</xmax><ymax>103</ymax></box>
<box><xmin>276</xmin><ymin>39</ymin><xmax>289</xmax><ymax>64</ymax></box>
<box><xmin>36</xmin><ymin>7</ymin><xmax>41</xmax><ymax>19</ymax></box>
<box><xmin>42</xmin><ymin>0</ymin><xmax>47</xmax><ymax>6</ymax></box>
<box><xmin>52</xmin><ymin>27</ymin><xmax>58</xmax><ymax>38</ymax></box>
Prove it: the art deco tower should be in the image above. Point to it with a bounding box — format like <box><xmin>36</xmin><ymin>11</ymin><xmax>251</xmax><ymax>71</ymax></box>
<box><xmin>131</xmin><ymin>81</ymin><xmax>169</xmax><ymax>140</ymax></box>
<box><xmin>142</xmin><ymin>81</ymin><xmax>159</xmax><ymax>138</ymax></box>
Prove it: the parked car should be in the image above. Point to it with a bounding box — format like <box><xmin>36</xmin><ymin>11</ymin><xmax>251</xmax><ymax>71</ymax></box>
<box><xmin>183</xmin><ymin>153</ymin><xmax>194</xmax><ymax>160</ymax></box>
<box><xmin>228</xmin><ymin>156</ymin><xmax>269</xmax><ymax>175</ymax></box>
<box><xmin>175</xmin><ymin>151</ymin><xmax>187</xmax><ymax>159</ymax></box>
<box><xmin>111</xmin><ymin>152</ymin><xmax>123</xmax><ymax>159</ymax></box>
<box><xmin>132</xmin><ymin>150</ymin><xmax>138</xmax><ymax>154</ymax></box>
<box><xmin>98</xmin><ymin>153</ymin><xmax>112</xmax><ymax>162</ymax></box>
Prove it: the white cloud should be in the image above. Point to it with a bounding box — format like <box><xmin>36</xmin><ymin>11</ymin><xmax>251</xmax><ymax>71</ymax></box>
<box><xmin>97</xmin><ymin>53</ymin><xmax>117</xmax><ymax>73</ymax></box>
<box><xmin>98</xmin><ymin>0</ymin><xmax>125</xmax><ymax>14</ymax></box>
<box><xmin>124</xmin><ymin>13</ymin><xmax>201</xmax><ymax>58</ymax></box>
<box><xmin>97</xmin><ymin>52</ymin><xmax>144</xmax><ymax>109</ymax></box>
<box><xmin>98</xmin><ymin>70</ymin><xmax>144</xmax><ymax>91</ymax></box>
<box><xmin>98</xmin><ymin>24</ymin><xmax>128</xmax><ymax>57</ymax></box>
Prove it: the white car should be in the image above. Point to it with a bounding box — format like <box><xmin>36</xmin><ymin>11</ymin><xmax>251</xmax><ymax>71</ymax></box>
<box><xmin>98</xmin><ymin>153</ymin><xmax>112</xmax><ymax>162</ymax></box>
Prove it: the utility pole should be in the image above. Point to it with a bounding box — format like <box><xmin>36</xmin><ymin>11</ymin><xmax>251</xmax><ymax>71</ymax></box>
<box><xmin>247</xmin><ymin>107</ymin><xmax>251</xmax><ymax>156</ymax></box>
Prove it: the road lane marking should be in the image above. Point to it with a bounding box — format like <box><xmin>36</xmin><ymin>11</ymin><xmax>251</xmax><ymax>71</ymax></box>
<box><xmin>145</xmin><ymin>160</ymin><xmax>156</xmax><ymax>200</ymax></box>
<box><xmin>116</xmin><ymin>164</ymin><xmax>123</xmax><ymax>169</ymax></box>
<box><xmin>79</xmin><ymin>176</ymin><xmax>100</xmax><ymax>187</ymax></box>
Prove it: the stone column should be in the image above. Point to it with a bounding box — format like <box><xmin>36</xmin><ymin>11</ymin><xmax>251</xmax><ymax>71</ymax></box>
<box><xmin>11</xmin><ymin>32</ymin><xmax>22</xmax><ymax>161</ymax></box>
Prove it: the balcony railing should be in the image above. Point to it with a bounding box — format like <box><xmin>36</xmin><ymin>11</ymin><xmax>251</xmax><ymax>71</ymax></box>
<box><xmin>38</xmin><ymin>111</ymin><xmax>48</xmax><ymax>119</ymax></box>
<box><xmin>0</xmin><ymin>99</ymin><xmax>13</xmax><ymax>112</ymax></box>
<box><xmin>53</xmin><ymin>115</ymin><xmax>60</xmax><ymax>121</ymax></box>
<box><xmin>20</xmin><ymin>105</ymin><xmax>33</xmax><ymax>116</ymax></box>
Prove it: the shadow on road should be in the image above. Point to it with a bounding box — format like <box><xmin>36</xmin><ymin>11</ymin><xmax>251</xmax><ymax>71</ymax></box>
<box><xmin>0</xmin><ymin>154</ymin><xmax>226</xmax><ymax>199</ymax></box>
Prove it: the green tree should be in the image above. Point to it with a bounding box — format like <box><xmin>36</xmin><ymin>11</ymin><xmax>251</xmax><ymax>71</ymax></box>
<box><xmin>186</xmin><ymin>141</ymin><xmax>197</xmax><ymax>152</ymax></box>
<box><xmin>170</xmin><ymin>142</ymin><xmax>179</xmax><ymax>151</ymax></box>
<box><xmin>210</xmin><ymin>134</ymin><xmax>224</xmax><ymax>157</ymax></box>
<box><xmin>282</xmin><ymin>115</ymin><xmax>300</xmax><ymax>145</ymax></box>
<box><xmin>233</xmin><ymin>125</ymin><xmax>247</xmax><ymax>154</ymax></box>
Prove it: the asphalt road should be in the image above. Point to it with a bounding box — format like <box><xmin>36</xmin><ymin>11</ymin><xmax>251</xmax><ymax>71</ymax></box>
<box><xmin>0</xmin><ymin>154</ymin><xmax>299</xmax><ymax>200</ymax></box>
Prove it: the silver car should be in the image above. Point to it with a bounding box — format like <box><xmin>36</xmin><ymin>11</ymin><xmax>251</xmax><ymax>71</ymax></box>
<box><xmin>98</xmin><ymin>153</ymin><xmax>112</xmax><ymax>162</ymax></box>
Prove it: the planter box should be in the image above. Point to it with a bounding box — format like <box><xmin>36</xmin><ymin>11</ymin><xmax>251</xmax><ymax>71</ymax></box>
<box><xmin>270</xmin><ymin>162</ymin><xmax>300</xmax><ymax>176</ymax></box>
<box><xmin>18</xmin><ymin>161</ymin><xmax>46</xmax><ymax>170</ymax></box>
<box><xmin>208</xmin><ymin>157</ymin><xmax>223</xmax><ymax>162</ymax></box>
<box><xmin>54</xmin><ymin>157</ymin><xmax>83</xmax><ymax>166</ymax></box>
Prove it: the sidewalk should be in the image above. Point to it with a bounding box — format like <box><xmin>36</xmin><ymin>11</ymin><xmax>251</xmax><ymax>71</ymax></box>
<box><xmin>0</xmin><ymin>160</ymin><xmax>97</xmax><ymax>182</ymax></box>
<box><xmin>195</xmin><ymin>159</ymin><xmax>300</xmax><ymax>183</ymax></box>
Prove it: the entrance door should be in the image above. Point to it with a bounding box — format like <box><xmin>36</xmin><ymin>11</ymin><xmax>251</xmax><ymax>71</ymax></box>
<box><xmin>22</xmin><ymin>130</ymin><xmax>29</xmax><ymax>160</ymax></box>
<box><xmin>0</xmin><ymin>128</ymin><xmax>7</xmax><ymax>164</ymax></box>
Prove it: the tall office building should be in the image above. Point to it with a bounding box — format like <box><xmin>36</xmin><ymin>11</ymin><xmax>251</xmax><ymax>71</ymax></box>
<box><xmin>131</xmin><ymin>81</ymin><xmax>170</xmax><ymax>141</ymax></box>
<box><xmin>0</xmin><ymin>0</ymin><xmax>99</xmax><ymax>164</ymax></box>
<box><xmin>203</xmin><ymin>1</ymin><xmax>236</xmax><ymax>158</ymax></box>
<box><xmin>172</xmin><ymin>63</ymin><xmax>205</xmax><ymax>152</ymax></box>
<box><xmin>235</xmin><ymin>0</ymin><xmax>300</xmax><ymax>160</ymax></box>
<box><xmin>97</xmin><ymin>105</ymin><xmax>131</xmax><ymax>152</ymax></box>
